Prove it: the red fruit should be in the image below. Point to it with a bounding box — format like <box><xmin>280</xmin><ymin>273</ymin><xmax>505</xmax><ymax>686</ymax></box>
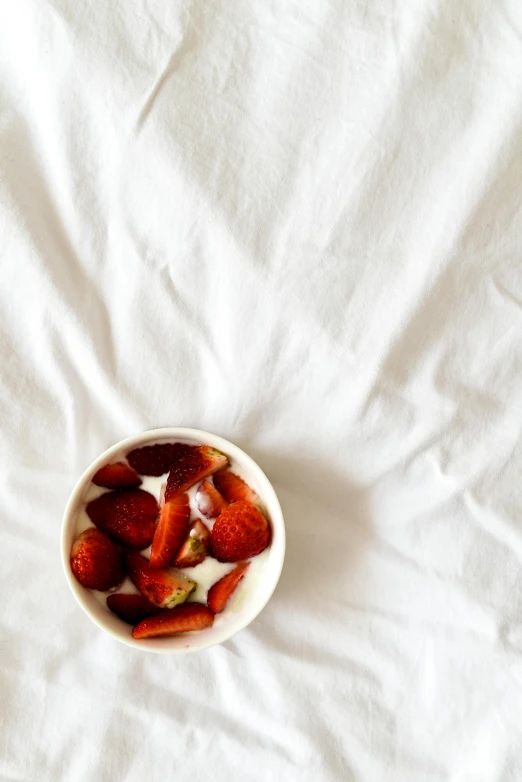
<box><xmin>165</xmin><ymin>446</ymin><xmax>228</xmax><ymax>501</ymax></box>
<box><xmin>125</xmin><ymin>552</ymin><xmax>196</xmax><ymax>608</ymax></box>
<box><xmin>150</xmin><ymin>494</ymin><xmax>190</xmax><ymax>568</ymax></box>
<box><xmin>207</xmin><ymin>562</ymin><xmax>250</xmax><ymax>613</ymax></box>
<box><xmin>126</xmin><ymin>443</ymin><xmax>193</xmax><ymax>476</ymax></box>
<box><xmin>70</xmin><ymin>528</ymin><xmax>124</xmax><ymax>591</ymax></box>
<box><xmin>173</xmin><ymin>520</ymin><xmax>211</xmax><ymax>567</ymax></box>
<box><xmin>86</xmin><ymin>489</ymin><xmax>158</xmax><ymax>549</ymax></box>
<box><xmin>211</xmin><ymin>501</ymin><xmax>271</xmax><ymax>562</ymax></box>
<box><xmin>132</xmin><ymin>603</ymin><xmax>214</xmax><ymax>639</ymax></box>
<box><xmin>106</xmin><ymin>593</ymin><xmax>159</xmax><ymax>624</ymax></box>
<box><xmin>195</xmin><ymin>479</ymin><xmax>228</xmax><ymax>519</ymax></box>
<box><xmin>92</xmin><ymin>462</ymin><xmax>142</xmax><ymax>489</ymax></box>
<box><xmin>213</xmin><ymin>470</ymin><xmax>259</xmax><ymax>505</ymax></box>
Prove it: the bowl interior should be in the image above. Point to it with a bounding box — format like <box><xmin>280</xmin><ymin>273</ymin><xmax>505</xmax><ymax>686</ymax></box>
<box><xmin>61</xmin><ymin>428</ymin><xmax>285</xmax><ymax>653</ymax></box>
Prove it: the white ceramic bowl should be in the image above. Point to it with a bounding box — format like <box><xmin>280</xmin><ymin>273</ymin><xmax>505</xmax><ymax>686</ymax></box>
<box><xmin>61</xmin><ymin>427</ymin><xmax>285</xmax><ymax>653</ymax></box>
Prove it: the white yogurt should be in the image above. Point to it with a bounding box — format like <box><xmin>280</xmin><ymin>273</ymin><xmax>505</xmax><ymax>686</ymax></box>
<box><xmin>75</xmin><ymin>441</ymin><xmax>271</xmax><ymax>618</ymax></box>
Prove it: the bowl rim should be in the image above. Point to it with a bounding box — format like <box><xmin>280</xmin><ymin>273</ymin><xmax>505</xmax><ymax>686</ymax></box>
<box><xmin>61</xmin><ymin>427</ymin><xmax>286</xmax><ymax>654</ymax></box>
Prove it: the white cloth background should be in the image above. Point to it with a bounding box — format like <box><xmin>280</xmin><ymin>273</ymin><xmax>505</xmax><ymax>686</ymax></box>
<box><xmin>1</xmin><ymin>1</ymin><xmax>522</xmax><ymax>780</ymax></box>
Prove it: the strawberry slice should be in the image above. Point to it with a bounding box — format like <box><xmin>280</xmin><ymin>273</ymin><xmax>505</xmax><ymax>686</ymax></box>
<box><xmin>70</xmin><ymin>528</ymin><xmax>124</xmax><ymax>591</ymax></box>
<box><xmin>92</xmin><ymin>462</ymin><xmax>142</xmax><ymax>489</ymax></box>
<box><xmin>195</xmin><ymin>479</ymin><xmax>228</xmax><ymax>519</ymax></box>
<box><xmin>125</xmin><ymin>552</ymin><xmax>196</xmax><ymax>608</ymax></box>
<box><xmin>213</xmin><ymin>470</ymin><xmax>259</xmax><ymax>505</ymax></box>
<box><xmin>165</xmin><ymin>446</ymin><xmax>228</xmax><ymax>501</ymax></box>
<box><xmin>207</xmin><ymin>562</ymin><xmax>250</xmax><ymax>613</ymax></box>
<box><xmin>106</xmin><ymin>593</ymin><xmax>159</xmax><ymax>624</ymax></box>
<box><xmin>126</xmin><ymin>443</ymin><xmax>193</xmax><ymax>476</ymax></box>
<box><xmin>173</xmin><ymin>520</ymin><xmax>210</xmax><ymax>567</ymax></box>
<box><xmin>211</xmin><ymin>501</ymin><xmax>271</xmax><ymax>562</ymax></box>
<box><xmin>86</xmin><ymin>489</ymin><xmax>158</xmax><ymax>549</ymax></box>
<box><xmin>150</xmin><ymin>494</ymin><xmax>190</xmax><ymax>568</ymax></box>
<box><xmin>132</xmin><ymin>603</ymin><xmax>214</xmax><ymax>639</ymax></box>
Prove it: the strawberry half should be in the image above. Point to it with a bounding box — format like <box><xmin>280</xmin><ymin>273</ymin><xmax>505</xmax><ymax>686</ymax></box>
<box><xmin>150</xmin><ymin>494</ymin><xmax>190</xmax><ymax>568</ymax></box>
<box><xmin>132</xmin><ymin>603</ymin><xmax>214</xmax><ymax>639</ymax></box>
<box><xmin>173</xmin><ymin>520</ymin><xmax>210</xmax><ymax>567</ymax></box>
<box><xmin>106</xmin><ymin>593</ymin><xmax>159</xmax><ymax>624</ymax></box>
<box><xmin>92</xmin><ymin>462</ymin><xmax>142</xmax><ymax>489</ymax></box>
<box><xmin>211</xmin><ymin>501</ymin><xmax>271</xmax><ymax>562</ymax></box>
<box><xmin>125</xmin><ymin>552</ymin><xmax>196</xmax><ymax>608</ymax></box>
<box><xmin>195</xmin><ymin>479</ymin><xmax>228</xmax><ymax>519</ymax></box>
<box><xmin>86</xmin><ymin>489</ymin><xmax>158</xmax><ymax>549</ymax></box>
<box><xmin>70</xmin><ymin>528</ymin><xmax>124</xmax><ymax>591</ymax></box>
<box><xmin>165</xmin><ymin>446</ymin><xmax>228</xmax><ymax>501</ymax></box>
<box><xmin>207</xmin><ymin>562</ymin><xmax>250</xmax><ymax>613</ymax></box>
<box><xmin>213</xmin><ymin>470</ymin><xmax>259</xmax><ymax>505</ymax></box>
<box><xmin>126</xmin><ymin>443</ymin><xmax>193</xmax><ymax>476</ymax></box>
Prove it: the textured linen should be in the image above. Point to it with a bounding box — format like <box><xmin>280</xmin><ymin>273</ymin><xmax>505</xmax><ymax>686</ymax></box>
<box><xmin>1</xmin><ymin>1</ymin><xmax>522</xmax><ymax>780</ymax></box>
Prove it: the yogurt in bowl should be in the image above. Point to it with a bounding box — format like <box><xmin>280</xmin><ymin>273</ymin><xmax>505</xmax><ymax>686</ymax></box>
<box><xmin>61</xmin><ymin>428</ymin><xmax>285</xmax><ymax>653</ymax></box>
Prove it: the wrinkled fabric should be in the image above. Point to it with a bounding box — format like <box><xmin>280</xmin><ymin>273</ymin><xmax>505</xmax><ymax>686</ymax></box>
<box><xmin>1</xmin><ymin>1</ymin><xmax>522</xmax><ymax>780</ymax></box>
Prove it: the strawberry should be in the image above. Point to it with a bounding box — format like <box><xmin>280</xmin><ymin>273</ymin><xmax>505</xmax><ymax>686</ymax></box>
<box><xmin>213</xmin><ymin>470</ymin><xmax>259</xmax><ymax>505</ymax></box>
<box><xmin>211</xmin><ymin>501</ymin><xmax>271</xmax><ymax>562</ymax></box>
<box><xmin>86</xmin><ymin>489</ymin><xmax>158</xmax><ymax>549</ymax></box>
<box><xmin>106</xmin><ymin>593</ymin><xmax>159</xmax><ymax>624</ymax></box>
<box><xmin>195</xmin><ymin>479</ymin><xmax>228</xmax><ymax>519</ymax></box>
<box><xmin>92</xmin><ymin>462</ymin><xmax>142</xmax><ymax>489</ymax></box>
<box><xmin>70</xmin><ymin>528</ymin><xmax>124</xmax><ymax>591</ymax></box>
<box><xmin>132</xmin><ymin>603</ymin><xmax>214</xmax><ymax>639</ymax></box>
<box><xmin>126</xmin><ymin>443</ymin><xmax>193</xmax><ymax>476</ymax></box>
<box><xmin>165</xmin><ymin>446</ymin><xmax>228</xmax><ymax>501</ymax></box>
<box><xmin>173</xmin><ymin>520</ymin><xmax>210</xmax><ymax>567</ymax></box>
<box><xmin>125</xmin><ymin>552</ymin><xmax>196</xmax><ymax>608</ymax></box>
<box><xmin>150</xmin><ymin>494</ymin><xmax>190</xmax><ymax>568</ymax></box>
<box><xmin>207</xmin><ymin>562</ymin><xmax>250</xmax><ymax>613</ymax></box>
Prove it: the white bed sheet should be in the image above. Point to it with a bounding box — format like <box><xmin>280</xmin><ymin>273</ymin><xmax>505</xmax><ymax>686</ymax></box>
<box><xmin>1</xmin><ymin>1</ymin><xmax>522</xmax><ymax>780</ymax></box>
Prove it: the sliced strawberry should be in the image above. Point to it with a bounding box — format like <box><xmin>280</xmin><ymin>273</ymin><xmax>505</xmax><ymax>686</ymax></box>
<box><xmin>70</xmin><ymin>528</ymin><xmax>124</xmax><ymax>591</ymax></box>
<box><xmin>173</xmin><ymin>520</ymin><xmax>211</xmax><ymax>567</ymax></box>
<box><xmin>86</xmin><ymin>489</ymin><xmax>158</xmax><ymax>549</ymax></box>
<box><xmin>150</xmin><ymin>494</ymin><xmax>190</xmax><ymax>568</ymax></box>
<box><xmin>211</xmin><ymin>501</ymin><xmax>271</xmax><ymax>562</ymax></box>
<box><xmin>92</xmin><ymin>462</ymin><xmax>142</xmax><ymax>489</ymax></box>
<box><xmin>213</xmin><ymin>470</ymin><xmax>259</xmax><ymax>505</ymax></box>
<box><xmin>207</xmin><ymin>562</ymin><xmax>250</xmax><ymax>613</ymax></box>
<box><xmin>106</xmin><ymin>593</ymin><xmax>159</xmax><ymax>624</ymax></box>
<box><xmin>195</xmin><ymin>479</ymin><xmax>228</xmax><ymax>519</ymax></box>
<box><xmin>125</xmin><ymin>552</ymin><xmax>196</xmax><ymax>608</ymax></box>
<box><xmin>126</xmin><ymin>443</ymin><xmax>193</xmax><ymax>476</ymax></box>
<box><xmin>165</xmin><ymin>446</ymin><xmax>228</xmax><ymax>501</ymax></box>
<box><xmin>132</xmin><ymin>603</ymin><xmax>214</xmax><ymax>639</ymax></box>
